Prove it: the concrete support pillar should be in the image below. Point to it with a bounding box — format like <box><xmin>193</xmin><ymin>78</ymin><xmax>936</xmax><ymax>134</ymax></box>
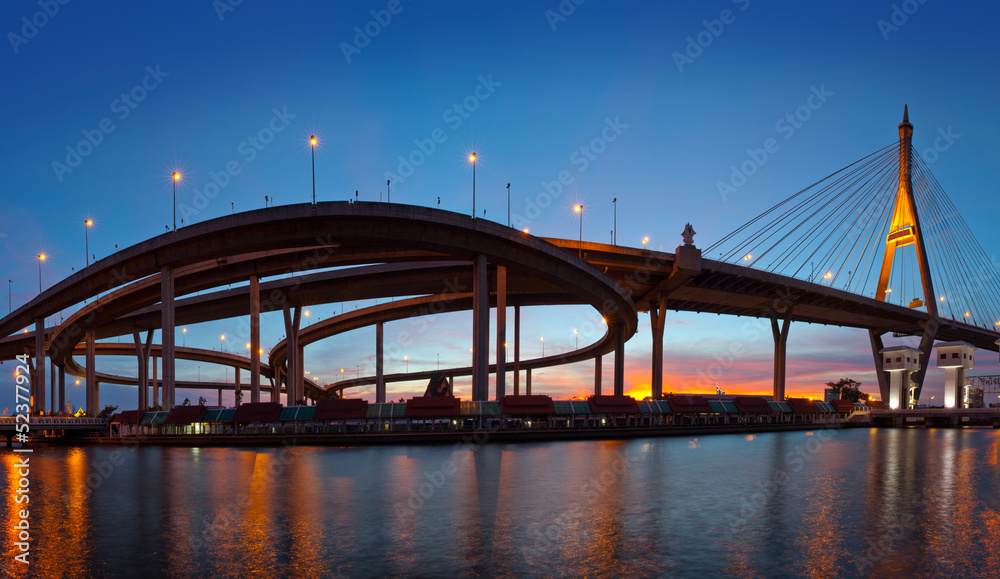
<box><xmin>770</xmin><ymin>309</ymin><xmax>792</xmax><ymax>402</ymax></box>
<box><xmin>526</xmin><ymin>368</ymin><xmax>531</xmax><ymax>396</ymax></box>
<box><xmin>234</xmin><ymin>368</ymin><xmax>241</xmax><ymax>406</ymax></box>
<box><xmin>513</xmin><ymin>305</ymin><xmax>521</xmax><ymax>396</ymax></box>
<box><xmin>218</xmin><ymin>387</ymin><xmax>223</xmax><ymax>406</ymax></box>
<box><xmin>34</xmin><ymin>317</ymin><xmax>45</xmax><ymax>414</ymax></box>
<box><xmin>160</xmin><ymin>265</ymin><xmax>176</xmax><ymax>409</ymax></box>
<box><xmin>650</xmin><ymin>294</ymin><xmax>666</xmax><ymax>399</ymax></box>
<box><xmin>151</xmin><ymin>356</ymin><xmax>158</xmax><ymax>408</ymax></box>
<box><xmin>944</xmin><ymin>367</ymin><xmax>965</xmax><ymax>409</ymax></box>
<box><xmin>495</xmin><ymin>265</ymin><xmax>507</xmax><ymax>400</ymax></box>
<box><xmin>471</xmin><ymin>255</ymin><xmax>489</xmax><ymax>401</ymax></box>
<box><xmin>613</xmin><ymin>326</ymin><xmax>626</xmax><ymax>396</ymax></box>
<box><xmin>58</xmin><ymin>366</ymin><xmax>65</xmax><ymax>415</ymax></box>
<box><xmin>869</xmin><ymin>330</ymin><xmax>890</xmax><ymax>403</ymax></box>
<box><xmin>297</xmin><ymin>345</ymin><xmax>305</xmax><ymax>405</ymax></box>
<box><xmin>282</xmin><ymin>304</ymin><xmax>302</xmax><ymax>405</ymax></box>
<box><xmin>595</xmin><ymin>355</ymin><xmax>603</xmax><ymax>396</ymax></box>
<box><xmin>86</xmin><ymin>328</ymin><xmax>96</xmax><ymax>416</ymax></box>
<box><xmin>249</xmin><ymin>274</ymin><xmax>261</xmax><ymax>403</ymax></box>
<box><xmin>49</xmin><ymin>358</ymin><xmax>56</xmax><ymax>414</ymax></box>
<box><xmin>376</xmin><ymin>321</ymin><xmax>385</xmax><ymax>403</ymax></box>
<box><xmin>132</xmin><ymin>330</ymin><xmax>152</xmax><ymax>411</ymax></box>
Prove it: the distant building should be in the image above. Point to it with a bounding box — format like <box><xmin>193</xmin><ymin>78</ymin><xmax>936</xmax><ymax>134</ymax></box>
<box><xmin>962</xmin><ymin>386</ymin><xmax>984</xmax><ymax>409</ymax></box>
<box><xmin>824</xmin><ymin>388</ymin><xmax>837</xmax><ymax>402</ymax></box>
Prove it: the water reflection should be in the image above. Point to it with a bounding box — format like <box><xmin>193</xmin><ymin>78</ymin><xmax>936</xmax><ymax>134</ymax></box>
<box><xmin>0</xmin><ymin>428</ymin><xmax>998</xmax><ymax>577</ymax></box>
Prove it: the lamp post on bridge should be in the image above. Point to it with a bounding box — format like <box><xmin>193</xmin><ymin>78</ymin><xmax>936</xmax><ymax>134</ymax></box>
<box><xmin>469</xmin><ymin>152</ymin><xmax>477</xmax><ymax>219</ymax></box>
<box><xmin>612</xmin><ymin>198</ymin><xmax>617</xmax><ymax>246</ymax></box>
<box><xmin>172</xmin><ymin>172</ymin><xmax>181</xmax><ymax>231</ymax></box>
<box><xmin>84</xmin><ymin>219</ymin><xmax>93</xmax><ymax>267</ymax></box>
<box><xmin>310</xmin><ymin>135</ymin><xmax>317</xmax><ymax>204</ymax></box>
<box><xmin>37</xmin><ymin>254</ymin><xmax>45</xmax><ymax>293</ymax></box>
<box><xmin>575</xmin><ymin>204</ymin><xmax>583</xmax><ymax>257</ymax></box>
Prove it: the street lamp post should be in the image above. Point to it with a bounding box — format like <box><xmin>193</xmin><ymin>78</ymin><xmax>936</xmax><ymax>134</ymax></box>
<box><xmin>84</xmin><ymin>219</ymin><xmax>93</xmax><ymax>267</ymax></box>
<box><xmin>574</xmin><ymin>328</ymin><xmax>579</xmax><ymax>349</ymax></box>
<box><xmin>643</xmin><ymin>237</ymin><xmax>649</xmax><ymax>250</ymax></box>
<box><xmin>612</xmin><ymin>198</ymin><xmax>617</xmax><ymax>246</ymax></box>
<box><xmin>575</xmin><ymin>205</ymin><xmax>583</xmax><ymax>257</ymax></box>
<box><xmin>37</xmin><ymin>254</ymin><xmax>45</xmax><ymax>293</ymax></box>
<box><xmin>507</xmin><ymin>183</ymin><xmax>511</xmax><ymax>227</ymax></box>
<box><xmin>310</xmin><ymin>136</ymin><xmax>317</xmax><ymax>204</ymax></box>
<box><xmin>172</xmin><ymin>172</ymin><xmax>181</xmax><ymax>231</ymax></box>
<box><xmin>7</xmin><ymin>279</ymin><xmax>12</xmax><ymax>314</ymax></box>
<box><xmin>182</xmin><ymin>328</ymin><xmax>187</xmax><ymax>346</ymax></box>
<box><xmin>469</xmin><ymin>153</ymin><xmax>477</xmax><ymax>218</ymax></box>
<box><xmin>387</xmin><ymin>179</ymin><xmax>390</xmax><ymax>203</ymax></box>
<box><xmin>404</xmin><ymin>355</ymin><xmax>409</xmax><ymax>373</ymax></box>
<box><xmin>541</xmin><ymin>336</ymin><xmax>545</xmax><ymax>357</ymax></box>
<box><xmin>220</xmin><ymin>334</ymin><xmax>225</xmax><ymax>353</ymax></box>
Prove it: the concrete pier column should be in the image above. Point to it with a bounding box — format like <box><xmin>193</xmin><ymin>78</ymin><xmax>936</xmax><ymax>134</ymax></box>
<box><xmin>249</xmin><ymin>275</ymin><xmax>261</xmax><ymax>403</ymax></box>
<box><xmin>526</xmin><ymin>368</ymin><xmax>531</xmax><ymax>396</ymax></box>
<box><xmin>282</xmin><ymin>304</ymin><xmax>302</xmax><ymax>405</ymax></box>
<box><xmin>770</xmin><ymin>309</ymin><xmax>792</xmax><ymax>402</ymax></box>
<box><xmin>49</xmin><ymin>358</ymin><xmax>56</xmax><ymax>414</ymax></box>
<box><xmin>495</xmin><ymin>265</ymin><xmax>507</xmax><ymax>400</ymax></box>
<box><xmin>513</xmin><ymin>305</ymin><xmax>521</xmax><ymax>396</ymax></box>
<box><xmin>471</xmin><ymin>255</ymin><xmax>489</xmax><ymax>401</ymax></box>
<box><xmin>151</xmin><ymin>356</ymin><xmax>158</xmax><ymax>408</ymax></box>
<box><xmin>613</xmin><ymin>326</ymin><xmax>626</xmax><ymax>396</ymax></box>
<box><xmin>160</xmin><ymin>265</ymin><xmax>176</xmax><ymax>409</ymax></box>
<box><xmin>595</xmin><ymin>355</ymin><xmax>603</xmax><ymax>396</ymax></box>
<box><xmin>376</xmin><ymin>321</ymin><xmax>385</xmax><ymax>403</ymax></box>
<box><xmin>86</xmin><ymin>328</ymin><xmax>96</xmax><ymax>416</ymax></box>
<box><xmin>869</xmin><ymin>330</ymin><xmax>890</xmax><ymax>403</ymax></box>
<box><xmin>132</xmin><ymin>330</ymin><xmax>152</xmax><ymax>410</ymax></box>
<box><xmin>34</xmin><ymin>317</ymin><xmax>45</xmax><ymax>414</ymax></box>
<box><xmin>218</xmin><ymin>387</ymin><xmax>223</xmax><ymax>406</ymax></box>
<box><xmin>234</xmin><ymin>368</ymin><xmax>241</xmax><ymax>405</ymax></box>
<box><xmin>650</xmin><ymin>294</ymin><xmax>666</xmax><ymax>399</ymax></box>
<box><xmin>58</xmin><ymin>366</ymin><xmax>65</xmax><ymax>415</ymax></box>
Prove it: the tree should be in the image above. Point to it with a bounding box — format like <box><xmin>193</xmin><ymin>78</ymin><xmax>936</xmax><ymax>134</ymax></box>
<box><xmin>98</xmin><ymin>404</ymin><xmax>119</xmax><ymax>420</ymax></box>
<box><xmin>182</xmin><ymin>398</ymin><xmax>191</xmax><ymax>406</ymax></box>
<box><xmin>235</xmin><ymin>390</ymin><xmax>243</xmax><ymax>406</ymax></box>
<box><xmin>197</xmin><ymin>396</ymin><xmax>207</xmax><ymax>406</ymax></box>
<box><xmin>826</xmin><ymin>378</ymin><xmax>864</xmax><ymax>403</ymax></box>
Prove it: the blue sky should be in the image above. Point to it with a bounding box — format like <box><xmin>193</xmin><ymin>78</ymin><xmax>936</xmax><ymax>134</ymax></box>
<box><xmin>2</xmin><ymin>1</ymin><xmax>999</xmax><ymax>410</ymax></box>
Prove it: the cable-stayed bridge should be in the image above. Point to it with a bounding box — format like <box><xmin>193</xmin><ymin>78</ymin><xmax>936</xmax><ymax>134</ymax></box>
<box><xmin>1</xmin><ymin>108</ymin><xmax>998</xmax><ymax>416</ymax></box>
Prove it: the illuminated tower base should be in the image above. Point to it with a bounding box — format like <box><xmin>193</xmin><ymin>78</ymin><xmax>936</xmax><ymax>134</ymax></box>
<box><xmin>880</xmin><ymin>345</ymin><xmax>922</xmax><ymax>409</ymax></box>
<box><xmin>935</xmin><ymin>342</ymin><xmax>975</xmax><ymax>409</ymax></box>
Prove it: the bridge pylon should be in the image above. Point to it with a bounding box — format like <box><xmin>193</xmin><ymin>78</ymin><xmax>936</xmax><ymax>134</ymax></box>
<box><xmin>872</xmin><ymin>106</ymin><xmax>938</xmax><ymax>407</ymax></box>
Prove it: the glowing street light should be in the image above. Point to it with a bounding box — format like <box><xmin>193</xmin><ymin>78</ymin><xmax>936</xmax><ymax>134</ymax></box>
<box><xmin>84</xmin><ymin>219</ymin><xmax>93</xmax><ymax>267</ymax></box>
<box><xmin>404</xmin><ymin>355</ymin><xmax>409</xmax><ymax>373</ymax></box>
<box><xmin>575</xmin><ymin>205</ymin><xmax>584</xmax><ymax>257</ymax></box>
<box><xmin>172</xmin><ymin>172</ymin><xmax>181</xmax><ymax>231</ymax></box>
<box><xmin>744</xmin><ymin>254</ymin><xmax>752</xmax><ymax>266</ymax></box>
<box><xmin>309</xmin><ymin>135</ymin><xmax>317</xmax><ymax>204</ymax></box>
<box><xmin>574</xmin><ymin>328</ymin><xmax>579</xmax><ymax>349</ymax></box>
<box><xmin>182</xmin><ymin>327</ymin><xmax>187</xmax><ymax>346</ymax></box>
<box><xmin>469</xmin><ymin>152</ymin><xmax>477</xmax><ymax>219</ymax></box>
<box><xmin>37</xmin><ymin>254</ymin><xmax>46</xmax><ymax>293</ymax></box>
<box><xmin>642</xmin><ymin>237</ymin><xmax>649</xmax><ymax>250</ymax></box>
<box><xmin>220</xmin><ymin>334</ymin><xmax>225</xmax><ymax>352</ymax></box>
<box><xmin>304</xmin><ymin>310</ymin><xmax>311</xmax><ymax>326</ymax></box>
<box><xmin>540</xmin><ymin>336</ymin><xmax>545</xmax><ymax>357</ymax></box>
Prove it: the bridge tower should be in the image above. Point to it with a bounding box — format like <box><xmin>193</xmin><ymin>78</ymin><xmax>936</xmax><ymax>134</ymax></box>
<box><xmin>871</xmin><ymin>106</ymin><xmax>938</xmax><ymax>407</ymax></box>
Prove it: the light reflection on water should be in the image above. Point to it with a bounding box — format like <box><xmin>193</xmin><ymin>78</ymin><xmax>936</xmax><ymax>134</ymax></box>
<box><xmin>1</xmin><ymin>428</ymin><xmax>999</xmax><ymax>578</ymax></box>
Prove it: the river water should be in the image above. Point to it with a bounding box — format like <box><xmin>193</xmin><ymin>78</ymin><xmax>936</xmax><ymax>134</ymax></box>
<box><xmin>2</xmin><ymin>427</ymin><xmax>999</xmax><ymax>578</ymax></box>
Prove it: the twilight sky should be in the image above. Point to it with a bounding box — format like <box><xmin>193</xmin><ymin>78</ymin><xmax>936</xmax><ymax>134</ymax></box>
<box><xmin>2</xmin><ymin>1</ymin><xmax>999</xmax><ymax>410</ymax></box>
